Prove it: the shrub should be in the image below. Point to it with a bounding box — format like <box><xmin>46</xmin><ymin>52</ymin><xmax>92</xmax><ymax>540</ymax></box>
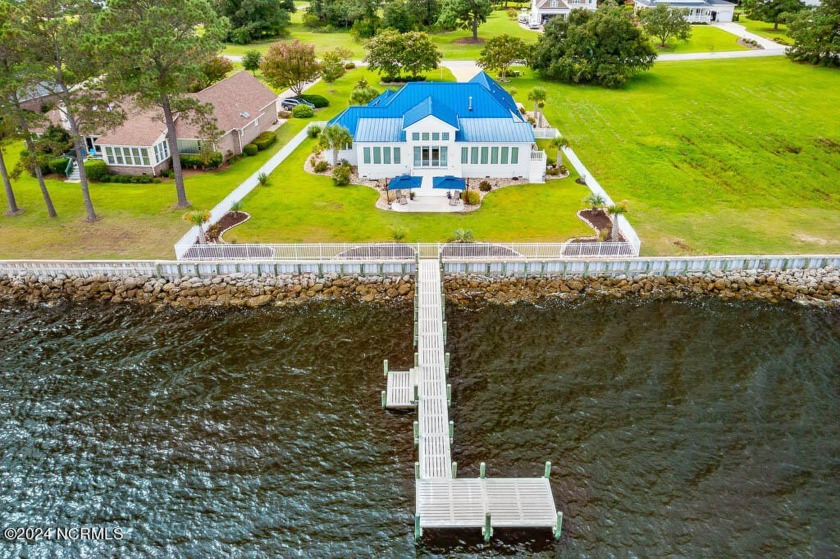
<box><xmin>527</xmin><ymin>116</ymin><xmax>536</xmax><ymax>125</ymax></box>
<box><xmin>160</xmin><ymin>168</ymin><xmax>172</xmax><ymax>178</ymax></box>
<box><xmin>303</xmin><ymin>13</ymin><xmax>322</xmax><ymax>28</ymax></box>
<box><xmin>344</xmin><ymin>62</ymin><xmax>356</xmax><ymax>69</ymax></box>
<box><xmin>461</xmin><ymin>190</ymin><xmax>481</xmax><ymax>205</ymax></box>
<box><xmin>179</xmin><ymin>152</ymin><xmax>223</xmax><ymax>169</ymax></box>
<box><xmin>546</xmin><ymin>166</ymin><xmax>560</xmax><ymax>176</ymax></box>
<box><xmin>258</xmin><ymin>172</ymin><xmax>269</xmax><ymax>186</ymax></box>
<box><xmin>48</xmin><ymin>157</ymin><xmax>70</xmax><ymax>175</ymax></box>
<box><xmin>243</xmin><ymin>143</ymin><xmax>258</xmax><ymax>156</ymax></box>
<box><xmin>350</xmin><ymin>17</ymin><xmax>378</xmax><ymax>39</ymax></box>
<box><xmin>314</xmin><ymin>160</ymin><xmax>330</xmax><ymax>173</ymax></box>
<box><xmin>300</xmin><ymin>94</ymin><xmax>329</xmax><ymax>108</ymax></box>
<box><xmin>307</xmin><ymin>125</ymin><xmax>322</xmax><ymax>139</ymax></box>
<box><xmin>84</xmin><ymin>158</ymin><xmax>109</xmax><ymax>181</ymax></box>
<box><xmin>253</xmin><ymin>132</ymin><xmax>277</xmax><ymax>151</ymax></box>
<box><xmin>558</xmin><ymin>165</ymin><xmax>568</xmax><ymax>175</ymax></box>
<box><xmin>278</xmin><ymin>109</ymin><xmax>292</xmax><ymax>119</ymax></box>
<box><xmin>507</xmin><ymin>8</ymin><xmax>517</xmax><ymax>18</ymax></box>
<box><xmin>100</xmin><ymin>175</ymin><xmax>111</xmax><ymax>183</ymax></box>
<box><xmin>382</xmin><ymin>75</ymin><xmax>427</xmax><ymax>84</ymax></box>
<box><xmin>332</xmin><ymin>164</ymin><xmax>351</xmax><ymax>186</ymax></box>
<box><xmin>479</xmin><ymin>181</ymin><xmax>492</xmax><ymax>192</ymax></box>
<box><xmin>292</xmin><ymin>104</ymin><xmax>314</xmax><ymax>118</ymax></box>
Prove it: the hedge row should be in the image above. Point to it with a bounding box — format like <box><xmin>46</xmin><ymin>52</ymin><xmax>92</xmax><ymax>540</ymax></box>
<box><xmin>253</xmin><ymin>131</ymin><xmax>276</xmax><ymax>151</ymax></box>
<box><xmin>179</xmin><ymin>152</ymin><xmax>223</xmax><ymax>169</ymax></box>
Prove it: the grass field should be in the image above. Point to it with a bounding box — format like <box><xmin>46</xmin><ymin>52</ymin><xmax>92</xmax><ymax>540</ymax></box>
<box><xmin>228</xmin><ymin>139</ymin><xmax>592</xmax><ymax>244</ymax></box>
<box><xmin>0</xmin><ymin>68</ymin><xmax>454</xmax><ymax>259</ymax></box>
<box><xmin>223</xmin><ymin>10</ymin><xmax>538</xmax><ymax>60</ymax></box>
<box><xmin>508</xmin><ymin>58</ymin><xmax>840</xmax><ymax>255</ymax></box>
<box><xmin>737</xmin><ymin>14</ymin><xmax>791</xmax><ymax>43</ymax></box>
<box><xmin>651</xmin><ymin>25</ymin><xmax>749</xmax><ymax>53</ymax></box>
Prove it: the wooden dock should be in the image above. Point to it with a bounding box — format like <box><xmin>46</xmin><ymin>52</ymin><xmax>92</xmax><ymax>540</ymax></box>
<box><xmin>383</xmin><ymin>257</ymin><xmax>562</xmax><ymax>542</ymax></box>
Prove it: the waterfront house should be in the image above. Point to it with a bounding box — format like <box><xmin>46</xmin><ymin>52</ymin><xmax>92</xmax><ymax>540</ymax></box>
<box><xmin>528</xmin><ymin>0</ymin><xmax>597</xmax><ymax>28</ymax></box>
<box><xmin>633</xmin><ymin>0</ymin><xmax>736</xmax><ymax>23</ymax></box>
<box><xmin>37</xmin><ymin>71</ymin><xmax>279</xmax><ymax>176</ymax></box>
<box><xmin>327</xmin><ymin>71</ymin><xmax>547</xmax><ymax>198</ymax></box>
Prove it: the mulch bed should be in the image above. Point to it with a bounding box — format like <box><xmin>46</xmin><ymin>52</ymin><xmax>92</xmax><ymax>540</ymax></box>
<box><xmin>454</xmin><ymin>37</ymin><xmax>485</xmax><ymax>44</ymax></box>
<box><xmin>207</xmin><ymin>211</ymin><xmax>250</xmax><ymax>243</ymax></box>
<box><xmin>572</xmin><ymin>209</ymin><xmax>626</xmax><ymax>243</ymax></box>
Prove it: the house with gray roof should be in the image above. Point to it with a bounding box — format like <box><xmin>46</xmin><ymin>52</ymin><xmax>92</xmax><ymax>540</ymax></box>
<box><xmin>634</xmin><ymin>0</ymin><xmax>736</xmax><ymax>23</ymax></box>
<box><xmin>528</xmin><ymin>0</ymin><xmax>596</xmax><ymax>28</ymax></box>
<box><xmin>327</xmin><ymin>71</ymin><xmax>547</xmax><ymax>197</ymax></box>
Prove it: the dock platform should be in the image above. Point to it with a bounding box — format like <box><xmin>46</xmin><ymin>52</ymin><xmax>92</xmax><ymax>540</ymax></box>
<box><xmin>382</xmin><ymin>256</ymin><xmax>562</xmax><ymax>542</ymax></box>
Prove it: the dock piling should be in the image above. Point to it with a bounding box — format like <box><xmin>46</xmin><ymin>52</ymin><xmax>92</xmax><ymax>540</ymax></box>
<box><xmin>483</xmin><ymin>513</ymin><xmax>493</xmax><ymax>543</ymax></box>
<box><xmin>451</xmin><ymin>461</ymin><xmax>457</xmax><ymax>478</ymax></box>
<box><xmin>480</xmin><ymin>462</ymin><xmax>486</xmax><ymax>479</ymax></box>
<box><xmin>553</xmin><ymin>511</ymin><xmax>563</xmax><ymax>540</ymax></box>
<box><xmin>544</xmin><ymin>461</ymin><xmax>552</xmax><ymax>479</ymax></box>
<box><xmin>381</xmin><ymin>391</ymin><xmax>386</xmax><ymax>409</ymax></box>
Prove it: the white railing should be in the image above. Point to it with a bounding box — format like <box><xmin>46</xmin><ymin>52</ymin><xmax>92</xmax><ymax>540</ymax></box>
<box><xmin>533</xmin><ymin>128</ymin><xmax>560</xmax><ymax>139</ymax></box>
<box><xmin>178</xmin><ymin>241</ymin><xmax>641</xmax><ymax>261</ymax></box>
<box><xmin>530</xmin><ymin>150</ymin><xmax>546</xmax><ymax>161</ymax></box>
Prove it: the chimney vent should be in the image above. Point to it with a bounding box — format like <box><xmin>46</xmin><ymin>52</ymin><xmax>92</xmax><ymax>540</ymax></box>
<box><xmin>468</xmin><ymin>96</ymin><xmax>473</xmax><ymax>111</ymax></box>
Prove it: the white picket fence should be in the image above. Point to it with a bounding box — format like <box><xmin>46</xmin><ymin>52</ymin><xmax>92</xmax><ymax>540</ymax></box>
<box><xmin>1</xmin><ymin>255</ymin><xmax>838</xmax><ymax>281</ymax></box>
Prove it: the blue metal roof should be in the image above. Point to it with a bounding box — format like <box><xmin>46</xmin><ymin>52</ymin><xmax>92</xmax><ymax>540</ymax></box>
<box><xmin>432</xmin><ymin>176</ymin><xmax>466</xmax><ymax>191</ymax></box>
<box><xmin>328</xmin><ymin>72</ymin><xmax>526</xmax><ymax>142</ymax></box>
<box><xmin>403</xmin><ymin>97</ymin><xmax>460</xmax><ymax>129</ymax></box>
<box><xmin>458</xmin><ymin>119</ymin><xmax>535</xmax><ymax>143</ymax></box>
<box><xmin>356</xmin><ymin>118</ymin><xmax>403</xmax><ymax>142</ymax></box>
<box><xmin>387</xmin><ymin>175</ymin><xmax>422</xmax><ymax>190</ymax></box>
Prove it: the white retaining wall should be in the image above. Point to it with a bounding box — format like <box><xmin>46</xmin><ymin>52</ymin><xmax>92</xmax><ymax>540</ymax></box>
<box><xmin>1</xmin><ymin>255</ymin><xmax>838</xmax><ymax>281</ymax></box>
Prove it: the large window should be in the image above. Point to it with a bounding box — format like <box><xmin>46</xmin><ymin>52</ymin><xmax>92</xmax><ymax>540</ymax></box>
<box><xmin>383</xmin><ymin>147</ymin><xmax>391</xmax><ymax>165</ymax></box>
<box><xmin>490</xmin><ymin>147</ymin><xmax>499</xmax><ymax>165</ymax></box>
<box><xmin>511</xmin><ymin>147</ymin><xmax>519</xmax><ymax>164</ymax></box>
<box><xmin>373</xmin><ymin>147</ymin><xmax>381</xmax><ymax>164</ymax></box>
<box><xmin>363</xmin><ymin>147</ymin><xmax>371</xmax><ymax>164</ymax></box>
<box><xmin>501</xmin><ymin>147</ymin><xmax>509</xmax><ymax>165</ymax></box>
<box><xmin>152</xmin><ymin>140</ymin><xmax>170</xmax><ymax>164</ymax></box>
<box><xmin>480</xmin><ymin>147</ymin><xmax>489</xmax><ymax>165</ymax></box>
<box><xmin>470</xmin><ymin>147</ymin><xmax>479</xmax><ymax>164</ymax></box>
<box><xmin>104</xmin><ymin>145</ymin><xmax>154</xmax><ymax>167</ymax></box>
<box><xmin>394</xmin><ymin>147</ymin><xmax>401</xmax><ymax>164</ymax></box>
<box><xmin>461</xmin><ymin>147</ymin><xmax>468</xmax><ymax>164</ymax></box>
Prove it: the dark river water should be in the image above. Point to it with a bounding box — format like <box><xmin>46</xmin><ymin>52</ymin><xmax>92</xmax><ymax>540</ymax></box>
<box><xmin>0</xmin><ymin>299</ymin><xmax>838</xmax><ymax>558</ymax></box>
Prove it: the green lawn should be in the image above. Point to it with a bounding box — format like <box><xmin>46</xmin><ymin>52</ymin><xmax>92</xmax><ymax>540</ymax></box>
<box><xmin>651</xmin><ymin>25</ymin><xmax>749</xmax><ymax>53</ymax></box>
<box><xmin>0</xmin><ymin>68</ymin><xmax>453</xmax><ymax>259</ymax></box>
<box><xmin>224</xmin><ymin>10</ymin><xmax>538</xmax><ymax>60</ymax></box>
<box><xmin>737</xmin><ymin>14</ymin><xmax>791</xmax><ymax>44</ymax></box>
<box><xmin>507</xmin><ymin>59</ymin><xmax>840</xmax><ymax>256</ymax></box>
<box><xmin>229</xmin><ymin>139</ymin><xmax>592</xmax><ymax>244</ymax></box>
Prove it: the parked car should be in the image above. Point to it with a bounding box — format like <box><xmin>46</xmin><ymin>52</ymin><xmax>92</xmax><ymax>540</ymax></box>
<box><xmin>281</xmin><ymin>97</ymin><xmax>315</xmax><ymax>111</ymax></box>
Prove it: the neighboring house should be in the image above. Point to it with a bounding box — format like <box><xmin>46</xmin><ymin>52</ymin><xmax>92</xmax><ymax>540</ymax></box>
<box><xmin>34</xmin><ymin>71</ymin><xmax>279</xmax><ymax>176</ymax></box>
<box><xmin>328</xmin><ymin>71</ymin><xmax>547</xmax><ymax>197</ymax></box>
<box><xmin>528</xmin><ymin>0</ymin><xmax>596</xmax><ymax>28</ymax></box>
<box><xmin>634</xmin><ymin>0</ymin><xmax>736</xmax><ymax>23</ymax></box>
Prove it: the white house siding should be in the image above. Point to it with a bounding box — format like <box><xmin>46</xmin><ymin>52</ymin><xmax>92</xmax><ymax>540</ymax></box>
<box><xmin>459</xmin><ymin>143</ymin><xmax>534</xmax><ymax>180</ymax></box>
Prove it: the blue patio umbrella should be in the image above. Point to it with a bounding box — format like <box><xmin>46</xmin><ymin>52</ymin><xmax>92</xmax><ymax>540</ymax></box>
<box><xmin>387</xmin><ymin>175</ymin><xmax>422</xmax><ymax>190</ymax></box>
<box><xmin>432</xmin><ymin>176</ymin><xmax>466</xmax><ymax>191</ymax></box>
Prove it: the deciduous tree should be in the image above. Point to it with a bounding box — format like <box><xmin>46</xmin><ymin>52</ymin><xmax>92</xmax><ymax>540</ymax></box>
<box><xmin>216</xmin><ymin>0</ymin><xmax>293</xmax><ymax>44</ymax></box>
<box><xmin>437</xmin><ymin>0</ymin><xmax>492</xmax><ymax>41</ymax></box>
<box><xmin>743</xmin><ymin>0</ymin><xmax>806</xmax><ymax>30</ymax></box>
<box><xmin>243</xmin><ymin>50</ymin><xmax>263</xmax><ymax>75</ymax></box>
<box><xmin>261</xmin><ymin>41</ymin><xmax>321</xmax><ymax>95</ymax></box>
<box><xmin>99</xmin><ymin>0</ymin><xmax>228</xmax><ymax>209</ymax></box>
<box><xmin>531</xmin><ymin>1</ymin><xmax>657</xmax><ymax>88</ymax></box>
<box><xmin>191</xmin><ymin>55</ymin><xmax>235</xmax><ymax>92</ymax></box>
<box><xmin>639</xmin><ymin>5</ymin><xmax>692</xmax><ymax>47</ymax></box>
<box><xmin>786</xmin><ymin>0</ymin><xmax>840</xmax><ymax>66</ymax></box>
<box><xmin>477</xmin><ymin>34</ymin><xmax>529</xmax><ymax>80</ymax></box>
<box><xmin>349</xmin><ymin>78</ymin><xmax>381</xmax><ymax>105</ymax></box>
<box><xmin>321</xmin><ymin>48</ymin><xmax>353</xmax><ymax>90</ymax></box>
<box><xmin>365</xmin><ymin>30</ymin><xmax>442</xmax><ymax>80</ymax></box>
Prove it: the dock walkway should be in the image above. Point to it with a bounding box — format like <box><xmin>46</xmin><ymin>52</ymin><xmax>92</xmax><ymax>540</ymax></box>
<box><xmin>383</xmin><ymin>256</ymin><xmax>562</xmax><ymax>542</ymax></box>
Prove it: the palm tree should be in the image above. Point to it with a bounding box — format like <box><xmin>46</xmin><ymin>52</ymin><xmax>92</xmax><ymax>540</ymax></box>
<box><xmin>451</xmin><ymin>229</ymin><xmax>474</xmax><ymax>243</ymax></box>
<box><xmin>606</xmin><ymin>202</ymin><xmax>628</xmax><ymax>242</ymax></box>
<box><xmin>230</xmin><ymin>200</ymin><xmax>243</xmax><ymax>216</ymax></box>
<box><xmin>183</xmin><ymin>209</ymin><xmax>211</xmax><ymax>244</ymax></box>
<box><xmin>584</xmin><ymin>193</ymin><xmax>606</xmax><ymax>212</ymax></box>
<box><xmin>319</xmin><ymin>124</ymin><xmax>353</xmax><ymax>167</ymax></box>
<box><xmin>528</xmin><ymin>87</ymin><xmax>546</xmax><ymax>126</ymax></box>
<box><xmin>550</xmin><ymin>136</ymin><xmax>569</xmax><ymax>167</ymax></box>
